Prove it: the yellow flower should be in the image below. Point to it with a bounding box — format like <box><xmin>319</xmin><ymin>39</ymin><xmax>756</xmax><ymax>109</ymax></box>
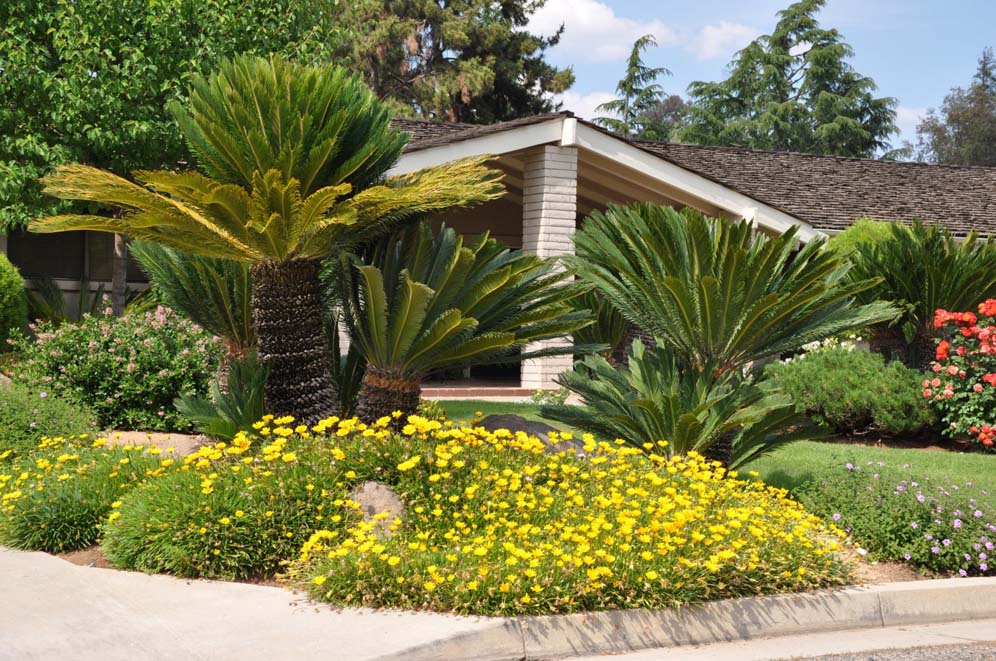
<box><xmin>645</xmin><ymin>570</ymin><xmax>659</xmax><ymax>580</ymax></box>
<box><xmin>313</xmin><ymin>575</ymin><xmax>327</xmax><ymax>586</ymax></box>
<box><xmin>219</xmin><ymin>517</ymin><xmax>231</xmax><ymax>525</ymax></box>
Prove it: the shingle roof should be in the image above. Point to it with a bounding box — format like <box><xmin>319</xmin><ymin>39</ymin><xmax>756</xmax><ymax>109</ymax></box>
<box><xmin>392</xmin><ymin>114</ymin><xmax>996</xmax><ymax>235</ymax></box>
<box><xmin>393</xmin><ymin>112</ymin><xmax>569</xmax><ymax>152</ymax></box>
<box><xmin>635</xmin><ymin>141</ymin><xmax>996</xmax><ymax>235</ymax></box>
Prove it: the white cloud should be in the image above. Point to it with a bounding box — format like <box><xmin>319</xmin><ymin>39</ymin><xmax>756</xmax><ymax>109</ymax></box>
<box><xmin>552</xmin><ymin>90</ymin><xmax>618</xmax><ymax>121</ymax></box>
<box><xmin>895</xmin><ymin>105</ymin><xmax>928</xmax><ymax>140</ymax></box>
<box><xmin>690</xmin><ymin>22</ymin><xmax>760</xmax><ymax>60</ymax></box>
<box><xmin>528</xmin><ymin>0</ymin><xmax>678</xmax><ymax>61</ymax></box>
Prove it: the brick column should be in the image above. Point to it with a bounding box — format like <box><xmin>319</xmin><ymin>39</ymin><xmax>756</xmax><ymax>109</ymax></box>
<box><xmin>520</xmin><ymin>145</ymin><xmax>578</xmax><ymax>390</ymax></box>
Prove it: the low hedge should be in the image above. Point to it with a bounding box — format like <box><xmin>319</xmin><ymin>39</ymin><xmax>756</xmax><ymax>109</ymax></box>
<box><xmin>764</xmin><ymin>347</ymin><xmax>935</xmax><ymax>436</ymax></box>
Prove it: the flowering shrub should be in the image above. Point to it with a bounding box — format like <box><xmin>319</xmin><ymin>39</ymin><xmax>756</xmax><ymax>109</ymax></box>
<box><xmin>928</xmin><ymin>300</ymin><xmax>996</xmax><ymax>448</ymax></box>
<box><xmin>102</xmin><ymin>420</ymin><xmax>360</xmax><ymax>579</ymax></box>
<box><xmin>801</xmin><ymin>461</ymin><xmax>995</xmax><ymax>576</ymax></box>
<box><xmin>0</xmin><ymin>383</ymin><xmax>96</xmax><ymax>461</ymax></box>
<box><xmin>291</xmin><ymin>418</ymin><xmax>850</xmax><ymax>616</ymax></box>
<box><xmin>10</xmin><ymin>306</ymin><xmax>219</xmax><ymax>431</ymax></box>
<box><xmin>0</xmin><ymin>438</ymin><xmax>167</xmax><ymax>552</ymax></box>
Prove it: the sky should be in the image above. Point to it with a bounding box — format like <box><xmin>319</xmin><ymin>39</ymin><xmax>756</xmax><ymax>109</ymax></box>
<box><xmin>527</xmin><ymin>0</ymin><xmax>996</xmax><ymax>146</ymax></box>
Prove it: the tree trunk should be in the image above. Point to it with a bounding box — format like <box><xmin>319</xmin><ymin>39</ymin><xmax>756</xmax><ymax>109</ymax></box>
<box><xmin>703</xmin><ymin>431</ymin><xmax>734</xmax><ymax>469</ymax></box>
<box><xmin>355</xmin><ymin>366</ymin><xmax>421</xmax><ymax>423</ymax></box>
<box><xmin>111</xmin><ymin>233</ymin><xmax>128</xmax><ymax>316</ymax></box>
<box><xmin>251</xmin><ymin>260</ymin><xmax>337</xmax><ymax>424</ymax></box>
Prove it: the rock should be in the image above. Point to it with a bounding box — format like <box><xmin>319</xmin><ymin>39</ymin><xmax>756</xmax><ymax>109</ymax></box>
<box><xmin>477</xmin><ymin>414</ymin><xmax>586</xmax><ymax>457</ymax></box>
<box><xmin>348</xmin><ymin>481</ymin><xmax>405</xmax><ymax>538</ymax></box>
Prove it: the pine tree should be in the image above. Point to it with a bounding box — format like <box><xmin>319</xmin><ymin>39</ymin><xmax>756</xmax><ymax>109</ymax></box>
<box><xmin>594</xmin><ymin>35</ymin><xmax>678</xmax><ymax>140</ymax></box>
<box><xmin>678</xmin><ymin>0</ymin><xmax>897</xmax><ymax>158</ymax></box>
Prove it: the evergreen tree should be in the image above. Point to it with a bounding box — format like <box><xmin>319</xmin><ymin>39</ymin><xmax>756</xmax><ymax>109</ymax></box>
<box><xmin>678</xmin><ymin>0</ymin><xmax>897</xmax><ymax>158</ymax></box>
<box><xmin>594</xmin><ymin>35</ymin><xmax>678</xmax><ymax>140</ymax></box>
<box><xmin>348</xmin><ymin>1</ymin><xmax>575</xmax><ymax>123</ymax></box>
<box><xmin>916</xmin><ymin>47</ymin><xmax>996</xmax><ymax>166</ymax></box>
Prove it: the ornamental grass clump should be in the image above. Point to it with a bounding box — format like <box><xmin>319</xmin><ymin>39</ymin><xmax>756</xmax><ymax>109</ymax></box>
<box><xmin>288</xmin><ymin>416</ymin><xmax>850</xmax><ymax>616</ymax></box>
<box><xmin>800</xmin><ymin>461</ymin><xmax>995</xmax><ymax>577</ymax></box>
<box><xmin>0</xmin><ymin>438</ymin><xmax>167</xmax><ymax>552</ymax></box>
<box><xmin>0</xmin><ymin>383</ymin><xmax>97</xmax><ymax>462</ymax></box>
<box><xmin>101</xmin><ymin>418</ymin><xmax>364</xmax><ymax>579</ymax></box>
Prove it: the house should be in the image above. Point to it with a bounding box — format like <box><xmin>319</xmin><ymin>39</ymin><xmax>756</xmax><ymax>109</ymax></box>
<box><xmin>4</xmin><ymin>110</ymin><xmax>996</xmax><ymax>393</ymax></box>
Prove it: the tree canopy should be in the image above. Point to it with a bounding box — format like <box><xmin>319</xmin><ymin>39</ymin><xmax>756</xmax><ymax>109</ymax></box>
<box><xmin>0</xmin><ymin>0</ymin><xmax>570</xmax><ymax>231</ymax></box>
<box><xmin>594</xmin><ymin>35</ymin><xmax>679</xmax><ymax>141</ymax></box>
<box><xmin>916</xmin><ymin>47</ymin><xmax>996</xmax><ymax>166</ymax></box>
<box><xmin>677</xmin><ymin>0</ymin><xmax>897</xmax><ymax>158</ymax></box>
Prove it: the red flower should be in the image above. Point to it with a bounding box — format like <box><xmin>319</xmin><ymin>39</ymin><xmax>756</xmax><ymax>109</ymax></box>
<box><xmin>936</xmin><ymin>340</ymin><xmax>951</xmax><ymax>361</ymax></box>
<box><xmin>979</xmin><ymin>299</ymin><xmax>996</xmax><ymax>316</ymax></box>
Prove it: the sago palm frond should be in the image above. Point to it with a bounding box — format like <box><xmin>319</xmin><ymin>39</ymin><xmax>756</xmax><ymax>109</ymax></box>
<box><xmin>571</xmin><ymin>203</ymin><xmax>899</xmax><ymax>373</ymax></box>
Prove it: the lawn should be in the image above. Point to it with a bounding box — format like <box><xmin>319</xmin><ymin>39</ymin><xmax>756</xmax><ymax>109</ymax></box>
<box><xmin>743</xmin><ymin>441</ymin><xmax>996</xmax><ymax>494</ymax></box>
<box><xmin>438</xmin><ymin>399</ymin><xmax>564</xmax><ymax>426</ymax></box>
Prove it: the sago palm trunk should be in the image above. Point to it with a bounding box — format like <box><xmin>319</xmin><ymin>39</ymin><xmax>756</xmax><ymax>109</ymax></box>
<box><xmin>251</xmin><ymin>260</ymin><xmax>337</xmax><ymax>424</ymax></box>
<box><xmin>355</xmin><ymin>366</ymin><xmax>421</xmax><ymax>422</ymax></box>
<box><xmin>703</xmin><ymin>431</ymin><xmax>734</xmax><ymax>469</ymax></box>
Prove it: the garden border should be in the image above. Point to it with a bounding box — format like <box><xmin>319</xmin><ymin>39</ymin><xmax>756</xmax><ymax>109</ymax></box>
<box><xmin>377</xmin><ymin>577</ymin><xmax>996</xmax><ymax>661</ymax></box>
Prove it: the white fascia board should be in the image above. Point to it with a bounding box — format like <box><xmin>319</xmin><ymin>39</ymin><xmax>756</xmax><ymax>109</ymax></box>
<box><xmin>573</xmin><ymin>124</ymin><xmax>825</xmax><ymax>242</ymax></box>
<box><xmin>388</xmin><ymin>118</ymin><xmax>567</xmax><ymax>176</ymax></box>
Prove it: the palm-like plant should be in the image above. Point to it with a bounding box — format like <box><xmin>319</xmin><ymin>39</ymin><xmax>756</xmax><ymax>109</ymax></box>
<box><xmin>341</xmin><ymin>221</ymin><xmax>595</xmax><ymax>420</ymax></box>
<box><xmin>541</xmin><ymin>341</ymin><xmax>814</xmax><ymax>469</ymax></box>
<box><xmin>570</xmin><ymin>204</ymin><xmax>898</xmax><ymax>375</ymax></box>
<box><xmin>570</xmin><ymin>290</ymin><xmax>632</xmax><ymax>363</ymax></box>
<box><xmin>30</xmin><ymin>55</ymin><xmax>503</xmax><ymax>422</ymax></box>
<box><xmin>848</xmin><ymin>221</ymin><xmax>996</xmax><ymax>367</ymax></box>
<box><xmin>130</xmin><ymin>242</ymin><xmax>254</xmax><ymax>359</ymax></box>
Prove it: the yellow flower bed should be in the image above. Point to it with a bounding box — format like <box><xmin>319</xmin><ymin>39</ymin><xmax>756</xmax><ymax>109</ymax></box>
<box><xmin>290</xmin><ymin>416</ymin><xmax>850</xmax><ymax>616</ymax></box>
<box><xmin>0</xmin><ymin>436</ymin><xmax>166</xmax><ymax>552</ymax></box>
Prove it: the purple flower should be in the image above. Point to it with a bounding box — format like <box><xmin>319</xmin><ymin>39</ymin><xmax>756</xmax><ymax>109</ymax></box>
<box><xmin>845</xmin><ymin>463</ymin><xmax>854</xmax><ymax>471</ymax></box>
<box><xmin>975</xmin><ymin>510</ymin><xmax>984</xmax><ymax>518</ymax></box>
<box><xmin>39</xmin><ymin>391</ymin><xmax>47</xmax><ymax>399</ymax></box>
<box><xmin>925</xmin><ymin>533</ymin><xmax>934</xmax><ymax>540</ymax></box>
<box><xmin>911</xmin><ymin>522</ymin><xmax>919</xmax><ymax>529</ymax></box>
<box><xmin>932</xmin><ymin>546</ymin><xmax>941</xmax><ymax>554</ymax></box>
<box><xmin>904</xmin><ymin>553</ymin><xmax>912</xmax><ymax>561</ymax></box>
<box><xmin>917</xmin><ymin>493</ymin><xmax>926</xmax><ymax>503</ymax></box>
<box><xmin>959</xmin><ymin>569</ymin><xmax>968</xmax><ymax>577</ymax></box>
<box><xmin>954</xmin><ymin>519</ymin><xmax>963</xmax><ymax>529</ymax></box>
<box><xmin>833</xmin><ymin>513</ymin><xmax>842</xmax><ymax>521</ymax></box>
<box><xmin>943</xmin><ymin>539</ymin><xmax>952</xmax><ymax>546</ymax></box>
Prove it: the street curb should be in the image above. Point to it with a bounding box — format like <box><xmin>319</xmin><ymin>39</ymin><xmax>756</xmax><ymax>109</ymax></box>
<box><xmin>375</xmin><ymin>577</ymin><xmax>996</xmax><ymax>661</ymax></box>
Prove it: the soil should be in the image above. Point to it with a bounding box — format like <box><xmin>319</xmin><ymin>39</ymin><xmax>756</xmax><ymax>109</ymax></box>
<box><xmin>57</xmin><ymin>546</ymin><xmax>113</xmax><ymax>569</ymax></box>
<box><xmin>825</xmin><ymin>434</ymin><xmax>979</xmax><ymax>453</ymax></box>
<box><xmin>850</xmin><ymin>557</ymin><xmax>926</xmax><ymax>584</ymax></box>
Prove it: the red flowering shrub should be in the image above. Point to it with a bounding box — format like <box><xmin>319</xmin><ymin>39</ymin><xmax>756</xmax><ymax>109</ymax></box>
<box><xmin>928</xmin><ymin>300</ymin><xmax>996</xmax><ymax>448</ymax></box>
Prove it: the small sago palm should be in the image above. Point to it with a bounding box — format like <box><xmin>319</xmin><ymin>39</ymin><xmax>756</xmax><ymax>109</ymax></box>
<box><xmin>31</xmin><ymin>55</ymin><xmax>503</xmax><ymax>422</ymax></box>
<box><xmin>130</xmin><ymin>242</ymin><xmax>254</xmax><ymax>360</ymax></box>
<box><xmin>541</xmin><ymin>341</ymin><xmax>815</xmax><ymax>469</ymax></box>
<box><xmin>340</xmin><ymin>221</ymin><xmax>595</xmax><ymax>420</ymax></box>
<box><xmin>848</xmin><ymin>221</ymin><xmax>996</xmax><ymax>367</ymax></box>
<box><xmin>570</xmin><ymin>203</ymin><xmax>898</xmax><ymax>375</ymax></box>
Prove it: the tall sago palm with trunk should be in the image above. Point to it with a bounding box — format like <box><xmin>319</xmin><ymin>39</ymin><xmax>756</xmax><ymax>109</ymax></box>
<box><xmin>340</xmin><ymin>221</ymin><xmax>596</xmax><ymax>420</ymax></box>
<box><xmin>30</xmin><ymin>55</ymin><xmax>504</xmax><ymax>423</ymax></box>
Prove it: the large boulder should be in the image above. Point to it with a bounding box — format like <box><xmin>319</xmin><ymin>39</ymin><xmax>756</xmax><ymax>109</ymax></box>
<box><xmin>348</xmin><ymin>481</ymin><xmax>405</xmax><ymax>538</ymax></box>
<box><xmin>477</xmin><ymin>414</ymin><xmax>586</xmax><ymax>456</ymax></box>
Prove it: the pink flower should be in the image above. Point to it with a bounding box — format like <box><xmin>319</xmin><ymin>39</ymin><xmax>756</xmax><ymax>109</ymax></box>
<box><xmin>974</xmin><ymin>383</ymin><xmax>984</xmax><ymax>393</ymax></box>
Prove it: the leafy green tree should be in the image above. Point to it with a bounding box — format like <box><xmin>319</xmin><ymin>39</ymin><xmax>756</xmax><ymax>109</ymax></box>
<box><xmin>678</xmin><ymin>0</ymin><xmax>897</xmax><ymax>157</ymax></box>
<box><xmin>0</xmin><ymin>0</ymin><xmax>360</xmax><ymax>311</ymax></box>
<box><xmin>348</xmin><ymin>0</ymin><xmax>574</xmax><ymax>122</ymax></box>
<box><xmin>916</xmin><ymin>47</ymin><xmax>996</xmax><ymax>166</ymax></box>
<box><xmin>31</xmin><ymin>56</ymin><xmax>504</xmax><ymax>423</ymax></box>
<box><xmin>594</xmin><ymin>35</ymin><xmax>677</xmax><ymax>140</ymax></box>
<box><xmin>341</xmin><ymin>221</ymin><xmax>593</xmax><ymax>420</ymax></box>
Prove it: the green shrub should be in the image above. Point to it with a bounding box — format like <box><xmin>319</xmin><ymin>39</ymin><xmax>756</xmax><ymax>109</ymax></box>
<box><xmin>0</xmin><ymin>442</ymin><xmax>166</xmax><ymax>552</ymax></box>
<box><xmin>799</xmin><ymin>461</ymin><xmax>995</xmax><ymax>576</ymax></box>
<box><xmin>10</xmin><ymin>306</ymin><xmax>218</xmax><ymax>431</ymax></box>
<box><xmin>0</xmin><ymin>253</ymin><xmax>27</xmax><ymax>350</ymax></box>
<box><xmin>763</xmin><ymin>347</ymin><xmax>935</xmax><ymax>436</ymax></box>
<box><xmin>102</xmin><ymin>426</ymin><xmax>357</xmax><ymax>579</ymax></box>
<box><xmin>0</xmin><ymin>383</ymin><xmax>96</xmax><ymax>461</ymax></box>
<box><xmin>826</xmin><ymin>218</ymin><xmax>893</xmax><ymax>255</ymax></box>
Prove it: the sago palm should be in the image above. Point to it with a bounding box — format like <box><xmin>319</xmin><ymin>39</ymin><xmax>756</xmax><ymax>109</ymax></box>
<box><xmin>130</xmin><ymin>242</ymin><xmax>254</xmax><ymax>360</ymax></box>
<box><xmin>340</xmin><ymin>221</ymin><xmax>595</xmax><ymax>420</ymax></box>
<box><xmin>31</xmin><ymin>55</ymin><xmax>503</xmax><ymax>422</ymax></box>
<box><xmin>541</xmin><ymin>341</ymin><xmax>814</xmax><ymax>469</ymax></box>
<box><xmin>570</xmin><ymin>203</ymin><xmax>898</xmax><ymax>375</ymax></box>
<box><xmin>847</xmin><ymin>221</ymin><xmax>996</xmax><ymax>367</ymax></box>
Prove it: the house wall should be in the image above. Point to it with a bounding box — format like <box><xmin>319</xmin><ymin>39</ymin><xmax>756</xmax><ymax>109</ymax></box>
<box><xmin>429</xmin><ymin>195</ymin><xmax>523</xmax><ymax>248</ymax></box>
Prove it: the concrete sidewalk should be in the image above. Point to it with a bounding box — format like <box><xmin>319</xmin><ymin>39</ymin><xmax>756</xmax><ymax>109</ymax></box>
<box><xmin>4</xmin><ymin>546</ymin><xmax>996</xmax><ymax>661</ymax></box>
<box><xmin>0</xmin><ymin>548</ymin><xmax>496</xmax><ymax>661</ymax></box>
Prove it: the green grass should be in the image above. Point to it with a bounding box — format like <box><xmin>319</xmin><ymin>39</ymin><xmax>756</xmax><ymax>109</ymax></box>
<box><xmin>744</xmin><ymin>441</ymin><xmax>996</xmax><ymax>493</ymax></box>
<box><xmin>434</xmin><ymin>399</ymin><xmax>582</xmax><ymax>436</ymax></box>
